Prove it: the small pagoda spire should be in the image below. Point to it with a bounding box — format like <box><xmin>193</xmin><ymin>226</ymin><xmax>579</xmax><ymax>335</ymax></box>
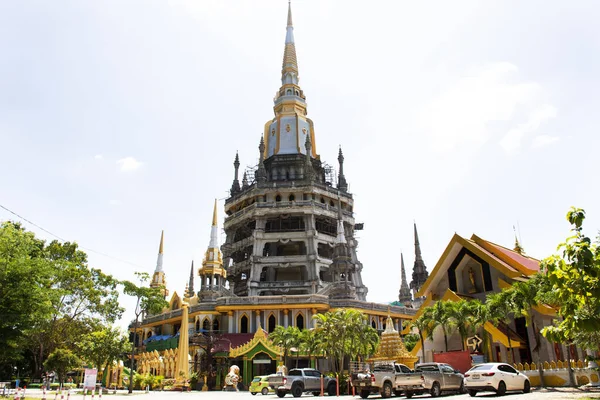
<box><xmin>410</xmin><ymin>222</ymin><xmax>429</xmax><ymax>297</ymax></box>
<box><xmin>337</xmin><ymin>146</ymin><xmax>348</xmax><ymax>191</ymax></box>
<box><xmin>230</xmin><ymin>152</ymin><xmax>241</xmax><ymax>195</ymax></box>
<box><xmin>185</xmin><ymin>261</ymin><xmax>195</xmax><ymax>298</ymax></box>
<box><xmin>209</xmin><ymin>199</ymin><xmax>219</xmax><ymax>248</ymax></box>
<box><xmin>398</xmin><ymin>253</ymin><xmax>412</xmax><ymax>304</ymax></box>
<box><xmin>242</xmin><ymin>171</ymin><xmax>249</xmax><ymax>189</ymax></box>
<box><xmin>155</xmin><ymin>230</ymin><xmax>164</xmax><ymax>272</ymax></box>
<box><xmin>513</xmin><ymin>226</ymin><xmax>525</xmax><ymax>254</ymax></box>
<box><xmin>256</xmin><ymin>136</ymin><xmax>267</xmax><ymax>183</ymax></box>
<box><xmin>304</xmin><ymin>134</ymin><xmax>314</xmax><ymax>181</ymax></box>
<box><xmin>335</xmin><ymin>198</ymin><xmax>346</xmax><ymax>245</ymax></box>
<box><xmin>281</xmin><ymin>1</ymin><xmax>299</xmax><ymax>86</ymax></box>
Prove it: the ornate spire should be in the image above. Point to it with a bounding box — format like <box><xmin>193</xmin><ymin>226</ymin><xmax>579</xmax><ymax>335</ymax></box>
<box><xmin>230</xmin><ymin>152</ymin><xmax>241</xmax><ymax>195</ymax></box>
<box><xmin>514</xmin><ymin>235</ymin><xmax>524</xmax><ymax>255</ymax></box>
<box><xmin>282</xmin><ymin>1</ymin><xmax>298</xmax><ymax>86</ymax></box>
<box><xmin>209</xmin><ymin>199</ymin><xmax>219</xmax><ymax>248</ymax></box>
<box><xmin>337</xmin><ymin>146</ymin><xmax>348</xmax><ymax>191</ymax></box>
<box><xmin>256</xmin><ymin>136</ymin><xmax>267</xmax><ymax>183</ymax></box>
<box><xmin>151</xmin><ymin>230</ymin><xmax>168</xmax><ymax>298</ymax></box>
<box><xmin>398</xmin><ymin>253</ymin><xmax>412</xmax><ymax>304</ymax></box>
<box><xmin>185</xmin><ymin>261</ymin><xmax>195</xmax><ymax>298</ymax></box>
<box><xmin>410</xmin><ymin>222</ymin><xmax>429</xmax><ymax>296</ymax></box>
<box><xmin>155</xmin><ymin>230</ymin><xmax>164</xmax><ymax>272</ymax></box>
<box><xmin>242</xmin><ymin>171</ymin><xmax>249</xmax><ymax>189</ymax></box>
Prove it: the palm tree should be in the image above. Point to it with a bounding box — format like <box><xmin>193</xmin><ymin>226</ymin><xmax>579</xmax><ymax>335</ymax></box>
<box><xmin>299</xmin><ymin>329</ymin><xmax>322</xmax><ymax>369</ymax></box>
<box><xmin>409</xmin><ymin>313</ymin><xmax>434</xmax><ymax>362</ymax></box>
<box><xmin>486</xmin><ymin>290</ymin><xmax>516</xmax><ymax>363</ymax></box>
<box><xmin>509</xmin><ymin>275</ymin><xmax>550</xmax><ymax>387</ymax></box>
<box><xmin>270</xmin><ymin>325</ymin><xmax>298</xmax><ymax>367</ymax></box>
<box><xmin>429</xmin><ymin>301</ymin><xmax>453</xmax><ymax>352</ymax></box>
<box><xmin>447</xmin><ymin>299</ymin><xmax>478</xmax><ymax>351</ymax></box>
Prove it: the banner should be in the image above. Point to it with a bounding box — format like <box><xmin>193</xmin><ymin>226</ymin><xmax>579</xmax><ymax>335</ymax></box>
<box><xmin>83</xmin><ymin>369</ymin><xmax>98</xmax><ymax>390</ymax></box>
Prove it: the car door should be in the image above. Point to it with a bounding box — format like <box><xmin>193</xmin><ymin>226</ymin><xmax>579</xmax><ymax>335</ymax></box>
<box><xmin>441</xmin><ymin>364</ymin><xmax>459</xmax><ymax>389</ymax></box>
<box><xmin>497</xmin><ymin>364</ymin><xmax>519</xmax><ymax>390</ymax></box>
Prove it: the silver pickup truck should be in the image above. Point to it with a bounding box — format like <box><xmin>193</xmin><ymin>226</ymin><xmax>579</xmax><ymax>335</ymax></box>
<box><xmin>351</xmin><ymin>362</ymin><xmax>425</xmax><ymax>398</ymax></box>
<box><xmin>351</xmin><ymin>362</ymin><xmax>465</xmax><ymax>398</ymax></box>
<box><xmin>267</xmin><ymin>368</ymin><xmax>337</xmax><ymax>397</ymax></box>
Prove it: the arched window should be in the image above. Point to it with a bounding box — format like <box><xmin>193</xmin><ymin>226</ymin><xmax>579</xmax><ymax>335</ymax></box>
<box><xmin>289</xmin><ymin>194</ymin><xmax>295</xmax><ymax>202</ymax></box>
<box><xmin>286</xmin><ymin>89</ymin><xmax>292</xmax><ymax>95</ymax></box>
<box><xmin>275</xmin><ymin>195</ymin><xmax>282</xmax><ymax>202</ymax></box>
<box><xmin>213</xmin><ymin>318</ymin><xmax>220</xmax><ymax>332</ymax></box>
<box><xmin>240</xmin><ymin>314</ymin><xmax>249</xmax><ymax>333</ymax></box>
<box><xmin>195</xmin><ymin>319</ymin><xmax>200</xmax><ymax>332</ymax></box>
<box><xmin>268</xmin><ymin>314</ymin><xmax>277</xmax><ymax>333</ymax></box>
<box><xmin>371</xmin><ymin>320</ymin><xmax>376</xmax><ymax>329</ymax></box>
<box><xmin>296</xmin><ymin>313</ymin><xmax>304</xmax><ymax>330</ymax></box>
<box><xmin>202</xmin><ymin>318</ymin><xmax>210</xmax><ymax>332</ymax></box>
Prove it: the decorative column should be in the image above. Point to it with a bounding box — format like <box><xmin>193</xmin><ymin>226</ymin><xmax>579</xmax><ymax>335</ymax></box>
<box><xmin>228</xmin><ymin>311</ymin><xmax>234</xmax><ymax>333</ymax></box>
<box><xmin>283</xmin><ymin>309</ymin><xmax>289</xmax><ymax>328</ymax></box>
<box><xmin>255</xmin><ymin>310</ymin><xmax>261</xmax><ymax>331</ymax></box>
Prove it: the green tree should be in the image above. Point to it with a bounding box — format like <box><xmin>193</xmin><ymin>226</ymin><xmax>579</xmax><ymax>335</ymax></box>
<box><xmin>402</xmin><ymin>333</ymin><xmax>419</xmax><ymax>352</ymax></box>
<box><xmin>299</xmin><ymin>329</ymin><xmax>322</xmax><ymax>369</ymax></box>
<box><xmin>269</xmin><ymin>325</ymin><xmax>298</xmax><ymax>367</ymax></box>
<box><xmin>80</xmin><ymin>326</ymin><xmax>131</xmax><ymax>381</ymax></box>
<box><xmin>408</xmin><ymin>314</ymin><xmax>433</xmax><ymax>362</ymax></box>
<box><xmin>429</xmin><ymin>301</ymin><xmax>453</xmax><ymax>352</ymax></box>
<box><xmin>541</xmin><ymin>208</ymin><xmax>600</xmax><ymax>340</ymax></box>
<box><xmin>447</xmin><ymin>299</ymin><xmax>479</xmax><ymax>351</ymax></box>
<box><xmin>486</xmin><ymin>290</ymin><xmax>517</xmax><ymax>363</ymax></box>
<box><xmin>43</xmin><ymin>348</ymin><xmax>81</xmax><ymax>388</ymax></box>
<box><xmin>121</xmin><ymin>272</ymin><xmax>169</xmax><ymax>393</ymax></box>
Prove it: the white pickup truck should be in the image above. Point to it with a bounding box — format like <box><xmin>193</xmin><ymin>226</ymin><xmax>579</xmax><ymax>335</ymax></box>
<box><xmin>267</xmin><ymin>368</ymin><xmax>337</xmax><ymax>397</ymax></box>
<box><xmin>351</xmin><ymin>362</ymin><xmax>425</xmax><ymax>398</ymax></box>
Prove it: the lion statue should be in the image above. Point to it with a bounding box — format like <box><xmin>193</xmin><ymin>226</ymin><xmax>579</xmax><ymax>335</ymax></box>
<box><xmin>224</xmin><ymin>365</ymin><xmax>240</xmax><ymax>391</ymax></box>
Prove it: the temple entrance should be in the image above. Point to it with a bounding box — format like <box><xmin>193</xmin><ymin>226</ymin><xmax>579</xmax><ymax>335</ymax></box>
<box><xmin>253</xmin><ymin>353</ymin><xmax>276</xmax><ymax>377</ymax></box>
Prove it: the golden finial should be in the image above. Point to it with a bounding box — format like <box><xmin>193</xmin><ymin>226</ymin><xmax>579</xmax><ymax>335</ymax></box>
<box><xmin>212</xmin><ymin>199</ymin><xmax>218</xmax><ymax>226</ymax></box>
<box><xmin>513</xmin><ymin>225</ymin><xmax>524</xmax><ymax>254</ymax></box>
<box><xmin>159</xmin><ymin>230</ymin><xmax>164</xmax><ymax>254</ymax></box>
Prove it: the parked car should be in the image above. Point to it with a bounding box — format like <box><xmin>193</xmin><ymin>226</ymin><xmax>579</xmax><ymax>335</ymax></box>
<box><xmin>350</xmin><ymin>362</ymin><xmax>425</xmax><ymax>398</ymax></box>
<box><xmin>464</xmin><ymin>362</ymin><xmax>531</xmax><ymax>396</ymax></box>
<box><xmin>415</xmin><ymin>362</ymin><xmax>466</xmax><ymax>397</ymax></box>
<box><xmin>267</xmin><ymin>368</ymin><xmax>337</xmax><ymax>397</ymax></box>
<box><xmin>250</xmin><ymin>375</ymin><xmax>274</xmax><ymax>396</ymax></box>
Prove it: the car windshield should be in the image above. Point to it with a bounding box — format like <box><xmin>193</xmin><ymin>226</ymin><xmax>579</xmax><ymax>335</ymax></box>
<box><xmin>469</xmin><ymin>364</ymin><xmax>494</xmax><ymax>371</ymax></box>
<box><xmin>289</xmin><ymin>370</ymin><xmax>302</xmax><ymax>376</ymax></box>
<box><xmin>252</xmin><ymin>378</ymin><xmax>261</xmax><ymax>382</ymax></box>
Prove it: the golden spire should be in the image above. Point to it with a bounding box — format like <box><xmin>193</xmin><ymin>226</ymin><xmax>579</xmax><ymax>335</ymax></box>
<box><xmin>158</xmin><ymin>230</ymin><xmax>164</xmax><ymax>254</ymax></box>
<box><xmin>212</xmin><ymin>199</ymin><xmax>218</xmax><ymax>226</ymax></box>
<box><xmin>287</xmin><ymin>0</ymin><xmax>293</xmax><ymax>26</ymax></box>
<box><xmin>513</xmin><ymin>226</ymin><xmax>524</xmax><ymax>255</ymax></box>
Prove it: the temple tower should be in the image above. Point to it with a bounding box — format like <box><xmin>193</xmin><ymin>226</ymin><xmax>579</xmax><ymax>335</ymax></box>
<box><xmin>398</xmin><ymin>253</ymin><xmax>412</xmax><ymax>305</ymax></box>
<box><xmin>198</xmin><ymin>200</ymin><xmax>228</xmax><ymax>301</ymax></box>
<box><xmin>410</xmin><ymin>223</ymin><xmax>429</xmax><ymax>299</ymax></box>
<box><xmin>222</xmin><ymin>2</ymin><xmax>367</xmax><ymax>300</ymax></box>
<box><xmin>150</xmin><ymin>230</ymin><xmax>169</xmax><ymax>298</ymax></box>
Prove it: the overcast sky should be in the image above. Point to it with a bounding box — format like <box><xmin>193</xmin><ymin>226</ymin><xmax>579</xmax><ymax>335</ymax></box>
<box><xmin>1</xmin><ymin>0</ymin><xmax>599</xmax><ymax>330</ymax></box>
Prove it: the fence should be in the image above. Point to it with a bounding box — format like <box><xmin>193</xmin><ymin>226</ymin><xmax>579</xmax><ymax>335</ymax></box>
<box><xmin>514</xmin><ymin>360</ymin><xmax>599</xmax><ymax>387</ymax></box>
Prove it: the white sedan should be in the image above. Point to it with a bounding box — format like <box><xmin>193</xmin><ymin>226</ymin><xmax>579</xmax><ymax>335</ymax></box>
<box><xmin>464</xmin><ymin>362</ymin><xmax>531</xmax><ymax>397</ymax></box>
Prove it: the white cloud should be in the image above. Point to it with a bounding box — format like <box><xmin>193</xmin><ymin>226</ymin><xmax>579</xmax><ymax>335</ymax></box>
<box><xmin>108</xmin><ymin>199</ymin><xmax>121</xmax><ymax>206</ymax></box>
<box><xmin>117</xmin><ymin>157</ymin><xmax>143</xmax><ymax>172</ymax></box>
<box><xmin>500</xmin><ymin>104</ymin><xmax>557</xmax><ymax>154</ymax></box>
<box><xmin>419</xmin><ymin>62</ymin><xmax>556</xmax><ymax>155</ymax></box>
<box><xmin>532</xmin><ymin>134</ymin><xmax>560</xmax><ymax>149</ymax></box>
<box><xmin>94</xmin><ymin>154</ymin><xmax>103</xmax><ymax>160</ymax></box>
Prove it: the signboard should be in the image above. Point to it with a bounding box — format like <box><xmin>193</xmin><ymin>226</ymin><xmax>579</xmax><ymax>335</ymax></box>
<box><xmin>83</xmin><ymin>369</ymin><xmax>98</xmax><ymax>389</ymax></box>
<box><xmin>253</xmin><ymin>359</ymin><xmax>271</xmax><ymax>364</ymax></box>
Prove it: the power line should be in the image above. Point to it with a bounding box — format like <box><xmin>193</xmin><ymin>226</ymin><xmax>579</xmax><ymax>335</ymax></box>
<box><xmin>0</xmin><ymin>203</ymin><xmax>146</xmax><ymax>269</ymax></box>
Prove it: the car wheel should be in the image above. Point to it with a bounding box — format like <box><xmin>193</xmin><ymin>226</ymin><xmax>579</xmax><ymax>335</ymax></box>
<box><xmin>430</xmin><ymin>382</ymin><xmax>441</xmax><ymax>398</ymax></box>
<box><xmin>496</xmin><ymin>381</ymin><xmax>506</xmax><ymax>396</ymax></box>
<box><xmin>327</xmin><ymin>383</ymin><xmax>336</xmax><ymax>396</ymax></box>
<box><xmin>251</xmin><ymin>393</ymin><xmax>257</xmax><ymax>396</ymax></box>
<box><xmin>381</xmin><ymin>382</ymin><xmax>392</xmax><ymax>399</ymax></box>
<box><xmin>468</xmin><ymin>389</ymin><xmax>477</xmax><ymax>397</ymax></box>
<box><xmin>291</xmin><ymin>384</ymin><xmax>303</xmax><ymax>398</ymax></box>
<box><xmin>523</xmin><ymin>380</ymin><xmax>531</xmax><ymax>394</ymax></box>
<box><xmin>262</xmin><ymin>387</ymin><xmax>269</xmax><ymax>395</ymax></box>
<box><xmin>459</xmin><ymin>381</ymin><xmax>466</xmax><ymax>394</ymax></box>
<box><xmin>276</xmin><ymin>390</ymin><xmax>286</xmax><ymax>398</ymax></box>
<box><xmin>405</xmin><ymin>391</ymin><xmax>413</xmax><ymax>399</ymax></box>
<box><xmin>360</xmin><ymin>390</ymin><xmax>370</xmax><ymax>399</ymax></box>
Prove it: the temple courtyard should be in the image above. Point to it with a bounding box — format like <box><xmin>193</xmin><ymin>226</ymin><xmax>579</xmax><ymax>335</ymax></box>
<box><xmin>16</xmin><ymin>388</ymin><xmax>600</xmax><ymax>400</ymax></box>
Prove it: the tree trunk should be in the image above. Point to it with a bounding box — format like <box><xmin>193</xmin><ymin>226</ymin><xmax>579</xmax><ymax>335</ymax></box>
<box><xmin>530</xmin><ymin>318</ymin><xmax>544</xmax><ymax>388</ymax></box>
<box><xmin>129</xmin><ymin>315</ymin><xmax>139</xmax><ymax>394</ymax></box>
<box><xmin>443</xmin><ymin>329</ymin><xmax>448</xmax><ymax>352</ymax></box>
<box><xmin>566</xmin><ymin>343</ymin><xmax>576</xmax><ymax>387</ymax></box>
<box><xmin>420</xmin><ymin>334</ymin><xmax>426</xmax><ymax>362</ymax></box>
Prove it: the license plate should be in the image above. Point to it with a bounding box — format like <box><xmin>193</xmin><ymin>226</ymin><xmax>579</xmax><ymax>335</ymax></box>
<box><xmin>358</xmin><ymin>383</ymin><xmax>365</xmax><ymax>386</ymax></box>
<box><xmin>472</xmin><ymin>374</ymin><xmax>480</xmax><ymax>379</ymax></box>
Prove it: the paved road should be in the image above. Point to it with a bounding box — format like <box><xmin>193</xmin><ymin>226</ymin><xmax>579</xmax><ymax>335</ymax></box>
<box><xmin>17</xmin><ymin>389</ymin><xmax>600</xmax><ymax>400</ymax></box>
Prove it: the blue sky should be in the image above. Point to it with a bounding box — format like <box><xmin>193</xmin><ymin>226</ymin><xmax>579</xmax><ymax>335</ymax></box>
<box><xmin>1</xmin><ymin>0</ymin><xmax>599</xmax><ymax>329</ymax></box>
